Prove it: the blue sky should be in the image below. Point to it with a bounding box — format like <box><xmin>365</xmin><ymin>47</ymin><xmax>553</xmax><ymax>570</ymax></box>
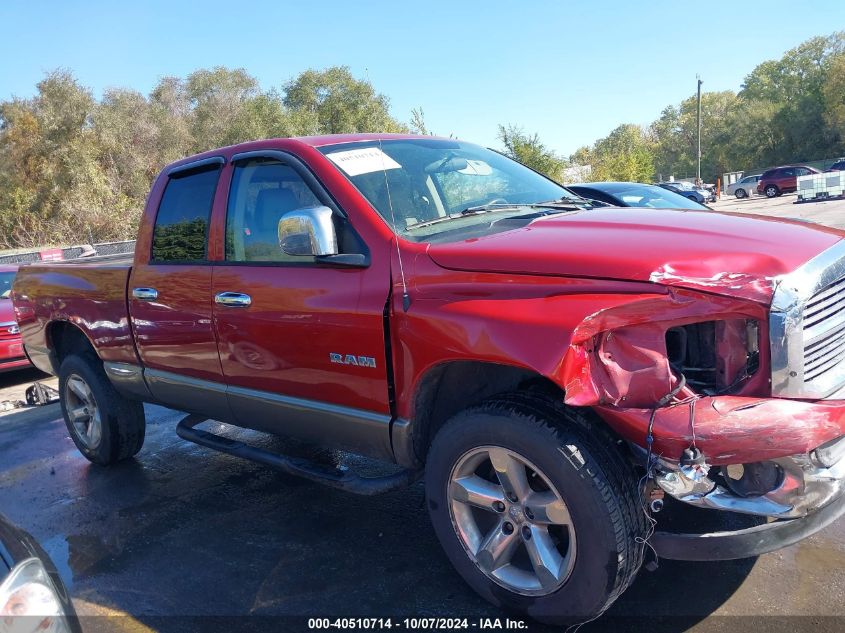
<box><xmin>2</xmin><ymin>1</ymin><xmax>843</xmax><ymax>156</ymax></box>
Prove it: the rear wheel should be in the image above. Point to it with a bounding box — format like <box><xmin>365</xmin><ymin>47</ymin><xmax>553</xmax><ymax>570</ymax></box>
<box><xmin>59</xmin><ymin>354</ymin><xmax>145</xmax><ymax>465</ymax></box>
<box><xmin>765</xmin><ymin>184</ymin><xmax>779</xmax><ymax>198</ymax></box>
<box><xmin>425</xmin><ymin>394</ymin><xmax>646</xmax><ymax>624</ymax></box>
<box><xmin>735</xmin><ymin>188</ymin><xmax>747</xmax><ymax>199</ymax></box>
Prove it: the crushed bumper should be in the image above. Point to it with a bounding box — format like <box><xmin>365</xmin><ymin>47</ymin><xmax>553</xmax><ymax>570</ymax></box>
<box><xmin>652</xmin><ymin>489</ymin><xmax>845</xmax><ymax>561</ymax></box>
<box><xmin>647</xmin><ymin>435</ymin><xmax>845</xmax><ymax>560</ymax></box>
<box><xmin>596</xmin><ymin>395</ymin><xmax>845</xmax><ymax>465</ymax></box>
<box><xmin>654</xmin><ymin>447</ymin><xmax>845</xmax><ymax>519</ymax></box>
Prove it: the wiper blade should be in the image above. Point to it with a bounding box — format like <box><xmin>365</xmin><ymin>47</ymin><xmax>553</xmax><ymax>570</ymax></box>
<box><xmin>529</xmin><ymin>197</ymin><xmax>593</xmax><ymax>209</ymax></box>
<box><xmin>406</xmin><ymin>199</ymin><xmax>586</xmax><ymax>232</ymax></box>
<box><xmin>460</xmin><ymin>203</ymin><xmax>523</xmax><ymax>215</ymax></box>
<box><xmin>407</xmin><ymin>204</ymin><xmax>527</xmax><ymax>231</ymax></box>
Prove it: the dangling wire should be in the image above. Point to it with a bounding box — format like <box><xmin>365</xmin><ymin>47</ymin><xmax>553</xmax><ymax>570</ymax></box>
<box><xmin>377</xmin><ymin>137</ymin><xmax>410</xmax><ymax>311</ymax></box>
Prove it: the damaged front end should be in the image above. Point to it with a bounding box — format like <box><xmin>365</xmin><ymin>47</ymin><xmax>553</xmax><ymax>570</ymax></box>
<box><xmin>557</xmin><ymin>240</ymin><xmax>845</xmax><ymax>559</ymax></box>
<box><xmin>655</xmin><ymin>437</ymin><xmax>845</xmax><ymax>519</ymax></box>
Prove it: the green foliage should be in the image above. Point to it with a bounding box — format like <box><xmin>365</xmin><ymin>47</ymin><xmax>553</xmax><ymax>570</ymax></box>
<box><xmin>736</xmin><ymin>32</ymin><xmax>845</xmax><ymax>166</ymax></box>
<box><xmin>497</xmin><ymin>124</ymin><xmax>567</xmax><ymax>181</ymax></box>
<box><xmin>152</xmin><ymin>218</ymin><xmax>207</xmax><ymax>261</ymax></box>
<box><xmin>589</xmin><ymin>124</ymin><xmax>655</xmax><ymax>182</ymax></box>
<box><xmin>822</xmin><ymin>53</ymin><xmax>845</xmax><ymax>145</ymax></box>
<box><xmin>0</xmin><ymin>66</ymin><xmax>406</xmax><ymax>248</ymax></box>
<box><xmin>283</xmin><ymin>66</ymin><xmax>406</xmax><ymax>135</ymax></box>
<box><xmin>409</xmin><ymin>107</ymin><xmax>429</xmax><ymax>135</ymax></box>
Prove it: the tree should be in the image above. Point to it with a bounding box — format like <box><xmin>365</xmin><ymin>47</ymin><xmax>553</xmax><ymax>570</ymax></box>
<box><xmin>590</xmin><ymin>124</ymin><xmax>655</xmax><ymax>182</ymax></box>
<box><xmin>822</xmin><ymin>53</ymin><xmax>845</xmax><ymax>144</ymax></box>
<box><xmin>283</xmin><ymin>66</ymin><xmax>406</xmax><ymax>134</ymax></box>
<box><xmin>410</xmin><ymin>107</ymin><xmax>429</xmax><ymax>135</ymax></box>
<box><xmin>0</xmin><ymin>65</ymin><xmax>411</xmax><ymax>249</ymax></box>
<box><xmin>0</xmin><ymin>70</ymin><xmax>121</xmax><ymax>247</ymax></box>
<box><xmin>186</xmin><ymin>67</ymin><xmax>261</xmax><ymax>150</ymax></box>
<box><xmin>739</xmin><ymin>31</ymin><xmax>845</xmax><ymax>164</ymax></box>
<box><xmin>651</xmin><ymin>91</ymin><xmax>740</xmax><ymax>181</ymax></box>
<box><xmin>497</xmin><ymin>124</ymin><xmax>566</xmax><ymax>181</ymax></box>
<box><xmin>149</xmin><ymin>76</ymin><xmax>194</xmax><ymax>164</ymax></box>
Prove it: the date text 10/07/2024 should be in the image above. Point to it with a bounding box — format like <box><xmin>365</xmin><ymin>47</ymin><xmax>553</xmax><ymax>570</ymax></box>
<box><xmin>307</xmin><ymin>618</ymin><xmax>529</xmax><ymax>630</ymax></box>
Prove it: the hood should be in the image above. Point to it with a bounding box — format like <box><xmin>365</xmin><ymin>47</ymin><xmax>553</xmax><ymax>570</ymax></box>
<box><xmin>426</xmin><ymin>208</ymin><xmax>844</xmax><ymax>303</ymax></box>
<box><xmin>0</xmin><ymin>299</ymin><xmax>15</xmax><ymax>324</ymax></box>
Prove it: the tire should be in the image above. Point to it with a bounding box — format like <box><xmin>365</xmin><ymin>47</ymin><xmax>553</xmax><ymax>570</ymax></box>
<box><xmin>425</xmin><ymin>393</ymin><xmax>647</xmax><ymax>624</ymax></box>
<box><xmin>764</xmin><ymin>185</ymin><xmax>779</xmax><ymax>198</ymax></box>
<box><xmin>58</xmin><ymin>354</ymin><xmax>146</xmax><ymax>465</ymax></box>
<box><xmin>735</xmin><ymin>188</ymin><xmax>747</xmax><ymax>199</ymax></box>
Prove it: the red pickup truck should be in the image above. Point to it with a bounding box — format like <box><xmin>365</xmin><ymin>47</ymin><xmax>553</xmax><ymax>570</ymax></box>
<box><xmin>12</xmin><ymin>134</ymin><xmax>845</xmax><ymax>623</ymax></box>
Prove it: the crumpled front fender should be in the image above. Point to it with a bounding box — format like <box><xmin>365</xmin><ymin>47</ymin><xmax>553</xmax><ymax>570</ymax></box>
<box><xmin>555</xmin><ymin>288</ymin><xmax>765</xmax><ymax>408</ymax></box>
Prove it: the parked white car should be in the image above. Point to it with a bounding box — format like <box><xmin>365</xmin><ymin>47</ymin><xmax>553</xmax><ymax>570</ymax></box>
<box><xmin>726</xmin><ymin>174</ymin><xmax>760</xmax><ymax>199</ymax></box>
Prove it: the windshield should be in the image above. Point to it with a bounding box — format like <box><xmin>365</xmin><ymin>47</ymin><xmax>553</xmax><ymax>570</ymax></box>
<box><xmin>320</xmin><ymin>139</ymin><xmax>580</xmax><ymax>241</ymax></box>
<box><xmin>666</xmin><ymin>181</ymin><xmax>694</xmax><ymax>190</ymax></box>
<box><xmin>0</xmin><ymin>272</ymin><xmax>15</xmax><ymax>299</ymax></box>
<box><xmin>613</xmin><ymin>184</ymin><xmax>708</xmax><ymax>210</ymax></box>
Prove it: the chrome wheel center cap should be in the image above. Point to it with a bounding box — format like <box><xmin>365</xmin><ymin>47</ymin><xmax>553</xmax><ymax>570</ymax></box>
<box><xmin>508</xmin><ymin>504</ymin><xmax>526</xmax><ymax>524</ymax></box>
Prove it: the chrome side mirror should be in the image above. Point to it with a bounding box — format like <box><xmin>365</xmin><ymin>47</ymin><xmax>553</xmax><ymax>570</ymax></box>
<box><xmin>278</xmin><ymin>206</ymin><xmax>338</xmax><ymax>257</ymax></box>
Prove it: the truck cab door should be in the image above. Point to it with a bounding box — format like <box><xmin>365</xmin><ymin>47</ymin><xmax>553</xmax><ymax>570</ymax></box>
<box><xmin>129</xmin><ymin>158</ymin><xmax>230</xmax><ymax>418</ymax></box>
<box><xmin>211</xmin><ymin>151</ymin><xmax>393</xmax><ymax>459</ymax></box>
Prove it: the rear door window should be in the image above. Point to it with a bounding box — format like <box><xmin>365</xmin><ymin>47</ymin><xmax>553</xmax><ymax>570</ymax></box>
<box><xmin>151</xmin><ymin>163</ymin><xmax>222</xmax><ymax>262</ymax></box>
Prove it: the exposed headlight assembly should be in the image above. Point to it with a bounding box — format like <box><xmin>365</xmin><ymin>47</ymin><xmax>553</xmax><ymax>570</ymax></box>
<box><xmin>0</xmin><ymin>557</ymin><xmax>71</xmax><ymax>633</ymax></box>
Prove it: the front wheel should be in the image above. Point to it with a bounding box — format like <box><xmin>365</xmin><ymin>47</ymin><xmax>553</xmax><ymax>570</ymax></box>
<box><xmin>425</xmin><ymin>394</ymin><xmax>646</xmax><ymax>624</ymax></box>
<box><xmin>735</xmin><ymin>188</ymin><xmax>747</xmax><ymax>199</ymax></box>
<box><xmin>59</xmin><ymin>354</ymin><xmax>146</xmax><ymax>465</ymax></box>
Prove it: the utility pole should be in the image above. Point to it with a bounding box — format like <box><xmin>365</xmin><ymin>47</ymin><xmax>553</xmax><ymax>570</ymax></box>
<box><xmin>696</xmin><ymin>75</ymin><xmax>703</xmax><ymax>186</ymax></box>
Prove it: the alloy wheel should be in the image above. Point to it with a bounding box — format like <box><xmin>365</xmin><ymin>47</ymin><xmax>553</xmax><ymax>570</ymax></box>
<box><xmin>65</xmin><ymin>374</ymin><xmax>102</xmax><ymax>449</ymax></box>
<box><xmin>448</xmin><ymin>446</ymin><xmax>576</xmax><ymax>596</ymax></box>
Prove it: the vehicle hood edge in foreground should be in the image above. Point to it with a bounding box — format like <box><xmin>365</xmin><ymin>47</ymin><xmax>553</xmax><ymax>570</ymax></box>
<box><xmin>425</xmin><ymin>207</ymin><xmax>844</xmax><ymax>303</ymax></box>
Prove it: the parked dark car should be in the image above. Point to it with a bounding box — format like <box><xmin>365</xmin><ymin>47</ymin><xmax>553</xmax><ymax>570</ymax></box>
<box><xmin>757</xmin><ymin>165</ymin><xmax>821</xmax><ymax>198</ymax></box>
<box><xmin>566</xmin><ymin>182</ymin><xmax>710</xmax><ymax>211</ymax></box>
<box><xmin>567</xmin><ymin>182</ymin><xmax>710</xmax><ymax>210</ymax></box>
<box><xmin>0</xmin><ymin>513</ymin><xmax>80</xmax><ymax>631</ymax></box>
<box><xmin>826</xmin><ymin>160</ymin><xmax>845</xmax><ymax>173</ymax></box>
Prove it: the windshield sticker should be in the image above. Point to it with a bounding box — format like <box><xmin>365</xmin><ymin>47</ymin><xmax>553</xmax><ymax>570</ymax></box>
<box><xmin>458</xmin><ymin>159</ymin><xmax>493</xmax><ymax>176</ymax></box>
<box><xmin>326</xmin><ymin>147</ymin><xmax>402</xmax><ymax>177</ymax></box>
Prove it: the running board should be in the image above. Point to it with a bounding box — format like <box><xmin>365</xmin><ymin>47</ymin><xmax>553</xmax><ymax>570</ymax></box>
<box><xmin>176</xmin><ymin>414</ymin><xmax>421</xmax><ymax>495</ymax></box>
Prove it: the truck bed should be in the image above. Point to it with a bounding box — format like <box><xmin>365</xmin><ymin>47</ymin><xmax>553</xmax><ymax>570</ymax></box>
<box><xmin>12</xmin><ymin>255</ymin><xmax>138</xmax><ymax>372</ymax></box>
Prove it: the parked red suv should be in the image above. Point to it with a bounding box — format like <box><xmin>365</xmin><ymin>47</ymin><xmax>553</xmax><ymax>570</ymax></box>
<box><xmin>757</xmin><ymin>165</ymin><xmax>820</xmax><ymax>198</ymax></box>
<box><xmin>0</xmin><ymin>265</ymin><xmax>29</xmax><ymax>372</ymax></box>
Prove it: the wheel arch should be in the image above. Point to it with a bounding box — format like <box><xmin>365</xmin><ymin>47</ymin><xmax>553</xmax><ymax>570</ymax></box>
<box><xmin>47</xmin><ymin>320</ymin><xmax>100</xmax><ymax>369</ymax></box>
<box><xmin>398</xmin><ymin>360</ymin><xmax>565</xmax><ymax>466</ymax></box>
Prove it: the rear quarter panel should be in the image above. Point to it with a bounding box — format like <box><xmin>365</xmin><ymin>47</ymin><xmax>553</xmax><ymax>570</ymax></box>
<box><xmin>12</xmin><ymin>256</ymin><xmax>138</xmax><ymax>373</ymax></box>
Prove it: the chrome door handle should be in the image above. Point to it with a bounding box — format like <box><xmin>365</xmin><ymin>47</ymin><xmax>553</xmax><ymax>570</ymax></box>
<box><xmin>132</xmin><ymin>287</ymin><xmax>158</xmax><ymax>301</ymax></box>
<box><xmin>215</xmin><ymin>292</ymin><xmax>252</xmax><ymax>307</ymax></box>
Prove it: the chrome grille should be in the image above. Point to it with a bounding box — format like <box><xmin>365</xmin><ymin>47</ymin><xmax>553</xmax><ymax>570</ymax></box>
<box><xmin>770</xmin><ymin>241</ymin><xmax>845</xmax><ymax>399</ymax></box>
<box><xmin>803</xmin><ymin>277</ymin><xmax>845</xmax><ymax>383</ymax></box>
